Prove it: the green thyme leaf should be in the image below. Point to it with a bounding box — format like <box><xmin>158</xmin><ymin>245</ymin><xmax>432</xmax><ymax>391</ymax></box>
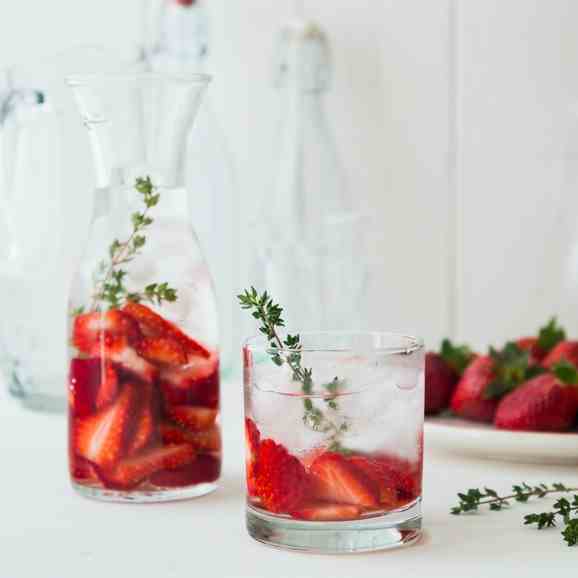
<box><xmin>453</xmin><ymin>482</ymin><xmax>578</xmax><ymax>547</ymax></box>
<box><xmin>238</xmin><ymin>287</ymin><xmax>348</xmax><ymax>448</ymax></box>
<box><xmin>89</xmin><ymin>177</ymin><xmax>178</xmax><ymax>311</ymax></box>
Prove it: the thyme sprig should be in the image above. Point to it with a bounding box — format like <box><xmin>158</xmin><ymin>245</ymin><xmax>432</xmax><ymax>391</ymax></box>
<box><xmin>238</xmin><ymin>287</ymin><xmax>349</xmax><ymax>451</ymax></box>
<box><xmin>452</xmin><ymin>482</ymin><xmax>578</xmax><ymax>546</ymax></box>
<box><xmin>91</xmin><ymin>177</ymin><xmax>178</xmax><ymax>310</ymax></box>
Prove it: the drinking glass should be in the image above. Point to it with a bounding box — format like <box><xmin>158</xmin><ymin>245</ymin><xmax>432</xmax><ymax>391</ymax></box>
<box><xmin>243</xmin><ymin>332</ymin><xmax>424</xmax><ymax>553</ymax></box>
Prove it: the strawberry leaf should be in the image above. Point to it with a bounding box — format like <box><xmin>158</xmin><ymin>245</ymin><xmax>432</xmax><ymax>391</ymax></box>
<box><xmin>552</xmin><ymin>360</ymin><xmax>578</xmax><ymax>386</ymax></box>
<box><xmin>484</xmin><ymin>342</ymin><xmax>543</xmax><ymax>400</ymax></box>
<box><xmin>439</xmin><ymin>339</ymin><xmax>473</xmax><ymax>375</ymax></box>
<box><xmin>537</xmin><ymin>317</ymin><xmax>566</xmax><ymax>353</ymax></box>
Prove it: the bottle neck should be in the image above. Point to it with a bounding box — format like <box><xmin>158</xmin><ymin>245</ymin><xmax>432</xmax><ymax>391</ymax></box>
<box><xmin>146</xmin><ymin>0</ymin><xmax>208</xmax><ymax>71</ymax></box>
<box><xmin>265</xmin><ymin>17</ymin><xmax>348</xmax><ymax>240</ymax></box>
<box><xmin>272</xmin><ymin>88</ymin><xmax>325</xmax><ymax>226</ymax></box>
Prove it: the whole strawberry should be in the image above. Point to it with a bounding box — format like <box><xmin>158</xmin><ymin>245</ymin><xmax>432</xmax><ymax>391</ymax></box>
<box><xmin>450</xmin><ymin>355</ymin><xmax>499</xmax><ymax>422</ymax></box>
<box><xmin>451</xmin><ymin>339</ymin><xmax>548</xmax><ymax>422</ymax></box>
<box><xmin>542</xmin><ymin>341</ymin><xmax>578</xmax><ymax>369</ymax></box>
<box><xmin>425</xmin><ymin>339</ymin><xmax>473</xmax><ymax>414</ymax></box>
<box><xmin>494</xmin><ymin>362</ymin><xmax>578</xmax><ymax>432</ymax></box>
<box><xmin>517</xmin><ymin>318</ymin><xmax>566</xmax><ymax>365</ymax></box>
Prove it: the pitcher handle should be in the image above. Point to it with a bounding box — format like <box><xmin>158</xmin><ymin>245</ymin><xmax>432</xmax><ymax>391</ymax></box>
<box><xmin>0</xmin><ymin>68</ymin><xmax>44</xmax><ymax>203</ymax></box>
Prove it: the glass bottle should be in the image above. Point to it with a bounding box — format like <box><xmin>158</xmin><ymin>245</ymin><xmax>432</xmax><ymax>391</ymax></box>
<box><xmin>253</xmin><ymin>17</ymin><xmax>372</xmax><ymax>331</ymax></box>
<box><xmin>67</xmin><ymin>73</ymin><xmax>221</xmax><ymax>502</ymax></box>
<box><xmin>143</xmin><ymin>0</ymin><xmax>237</xmax><ymax>375</ymax></box>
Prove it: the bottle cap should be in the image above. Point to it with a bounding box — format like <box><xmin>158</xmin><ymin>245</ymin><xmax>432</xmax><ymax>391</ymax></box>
<box><xmin>274</xmin><ymin>18</ymin><xmax>331</xmax><ymax>93</ymax></box>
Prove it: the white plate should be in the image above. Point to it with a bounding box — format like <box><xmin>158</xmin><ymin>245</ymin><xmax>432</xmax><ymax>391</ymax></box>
<box><xmin>425</xmin><ymin>416</ymin><xmax>578</xmax><ymax>465</ymax></box>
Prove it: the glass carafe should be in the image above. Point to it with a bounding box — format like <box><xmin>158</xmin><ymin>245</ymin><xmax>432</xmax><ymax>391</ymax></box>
<box><xmin>67</xmin><ymin>73</ymin><xmax>221</xmax><ymax>502</ymax></box>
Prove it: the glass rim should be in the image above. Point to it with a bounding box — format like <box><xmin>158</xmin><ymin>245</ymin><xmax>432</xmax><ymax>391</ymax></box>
<box><xmin>243</xmin><ymin>331</ymin><xmax>424</xmax><ymax>356</ymax></box>
<box><xmin>65</xmin><ymin>71</ymin><xmax>212</xmax><ymax>88</ymax></box>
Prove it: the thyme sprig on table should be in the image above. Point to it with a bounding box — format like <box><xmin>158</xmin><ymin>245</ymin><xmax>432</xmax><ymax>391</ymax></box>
<box><xmin>91</xmin><ymin>177</ymin><xmax>178</xmax><ymax>311</ymax></box>
<box><xmin>238</xmin><ymin>287</ymin><xmax>349</xmax><ymax>452</ymax></box>
<box><xmin>452</xmin><ymin>482</ymin><xmax>578</xmax><ymax>546</ymax></box>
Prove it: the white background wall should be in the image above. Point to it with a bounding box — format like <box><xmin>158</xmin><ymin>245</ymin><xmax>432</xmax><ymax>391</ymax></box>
<box><xmin>1</xmin><ymin>0</ymin><xmax>576</xmax><ymax>353</ymax></box>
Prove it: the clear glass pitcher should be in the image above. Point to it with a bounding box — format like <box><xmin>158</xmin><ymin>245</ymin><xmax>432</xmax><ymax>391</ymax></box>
<box><xmin>66</xmin><ymin>72</ymin><xmax>221</xmax><ymax>502</ymax></box>
<box><xmin>0</xmin><ymin>69</ymin><xmax>68</xmax><ymax>411</ymax></box>
<box><xmin>0</xmin><ymin>47</ymin><xmax>141</xmax><ymax>412</ymax></box>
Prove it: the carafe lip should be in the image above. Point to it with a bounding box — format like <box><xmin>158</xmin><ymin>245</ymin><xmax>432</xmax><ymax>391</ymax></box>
<box><xmin>65</xmin><ymin>71</ymin><xmax>212</xmax><ymax>88</ymax></box>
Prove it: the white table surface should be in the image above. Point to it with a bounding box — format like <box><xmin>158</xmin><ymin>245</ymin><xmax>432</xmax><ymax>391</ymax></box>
<box><xmin>1</xmin><ymin>378</ymin><xmax>577</xmax><ymax>578</ymax></box>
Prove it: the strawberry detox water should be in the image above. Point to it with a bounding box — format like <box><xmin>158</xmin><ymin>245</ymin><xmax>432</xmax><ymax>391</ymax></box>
<box><xmin>66</xmin><ymin>73</ymin><xmax>221</xmax><ymax>502</ymax></box>
<box><xmin>243</xmin><ymin>330</ymin><xmax>424</xmax><ymax>553</ymax></box>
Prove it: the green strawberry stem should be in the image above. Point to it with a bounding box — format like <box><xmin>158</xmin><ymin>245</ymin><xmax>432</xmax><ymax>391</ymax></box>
<box><xmin>439</xmin><ymin>339</ymin><xmax>474</xmax><ymax>375</ymax></box>
<box><xmin>537</xmin><ymin>317</ymin><xmax>566</xmax><ymax>353</ymax></box>
<box><xmin>483</xmin><ymin>342</ymin><xmax>545</xmax><ymax>400</ymax></box>
<box><xmin>552</xmin><ymin>360</ymin><xmax>578</xmax><ymax>386</ymax></box>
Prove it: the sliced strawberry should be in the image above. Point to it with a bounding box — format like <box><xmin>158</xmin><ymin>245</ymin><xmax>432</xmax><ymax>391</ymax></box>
<box><xmin>255</xmin><ymin>439</ymin><xmax>309</xmax><ymax>513</ymax></box>
<box><xmin>165</xmin><ymin>405</ymin><xmax>218</xmax><ymax>432</ymax></box>
<box><xmin>96</xmin><ymin>443</ymin><xmax>196</xmax><ymax>490</ymax></box>
<box><xmin>106</xmin><ymin>343</ymin><xmax>158</xmax><ymax>384</ymax></box>
<box><xmin>299</xmin><ymin>447</ymin><xmax>326</xmax><ymax>469</ymax></box>
<box><xmin>160</xmin><ymin>421</ymin><xmax>190</xmax><ymax>445</ymax></box>
<box><xmin>186</xmin><ymin>427</ymin><xmax>221</xmax><ymax>452</ymax></box>
<box><xmin>378</xmin><ymin>454</ymin><xmax>422</xmax><ymax>501</ymax></box>
<box><xmin>291</xmin><ymin>503</ymin><xmax>362</xmax><ymax>521</ymax></box>
<box><xmin>160</xmin><ymin>422</ymin><xmax>221</xmax><ymax>452</ymax></box>
<box><xmin>73</xmin><ymin>383</ymin><xmax>137</xmax><ymax>469</ymax></box>
<box><xmin>137</xmin><ymin>336</ymin><xmax>187</xmax><ymax>366</ymax></box>
<box><xmin>245</xmin><ymin>418</ymin><xmax>261</xmax><ymax>497</ymax></box>
<box><xmin>123</xmin><ymin>302</ymin><xmax>211</xmax><ymax>359</ymax></box>
<box><xmin>346</xmin><ymin>456</ymin><xmax>401</xmax><ymax>507</ymax></box>
<box><xmin>126</xmin><ymin>384</ymin><xmax>157</xmax><ymax>456</ymax></box>
<box><xmin>70</xmin><ymin>454</ymin><xmax>98</xmax><ymax>483</ymax></box>
<box><xmin>243</xmin><ymin>345</ymin><xmax>253</xmax><ymax>385</ymax></box>
<box><xmin>245</xmin><ymin>418</ymin><xmax>260</xmax><ymax>457</ymax></box>
<box><xmin>309</xmin><ymin>452</ymin><xmax>379</xmax><ymax>509</ymax></box>
<box><xmin>159</xmin><ymin>354</ymin><xmax>219</xmax><ymax>407</ymax></box>
<box><xmin>150</xmin><ymin>454</ymin><xmax>220</xmax><ymax>488</ymax></box>
<box><xmin>72</xmin><ymin>309</ymin><xmax>141</xmax><ymax>355</ymax></box>
<box><xmin>349</xmin><ymin>454</ymin><xmax>420</xmax><ymax>506</ymax></box>
<box><xmin>68</xmin><ymin>357</ymin><xmax>119</xmax><ymax>416</ymax></box>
